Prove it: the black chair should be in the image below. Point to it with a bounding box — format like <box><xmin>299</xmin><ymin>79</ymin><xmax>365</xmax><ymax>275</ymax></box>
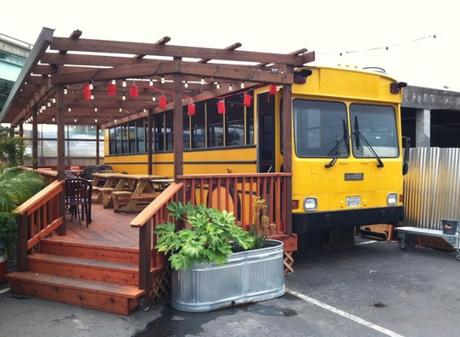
<box><xmin>65</xmin><ymin>178</ymin><xmax>92</xmax><ymax>226</ymax></box>
<box><xmin>97</xmin><ymin>165</ymin><xmax>113</xmax><ymax>172</ymax></box>
<box><xmin>82</xmin><ymin>165</ymin><xmax>99</xmax><ymax>181</ymax></box>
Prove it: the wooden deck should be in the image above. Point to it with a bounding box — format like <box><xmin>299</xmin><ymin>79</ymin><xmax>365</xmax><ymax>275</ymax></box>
<box><xmin>46</xmin><ymin>204</ymin><xmax>139</xmax><ymax>249</ymax></box>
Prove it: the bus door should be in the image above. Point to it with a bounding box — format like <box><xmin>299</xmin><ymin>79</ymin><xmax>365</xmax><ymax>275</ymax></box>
<box><xmin>257</xmin><ymin>92</ymin><xmax>276</xmax><ymax>172</ymax></box>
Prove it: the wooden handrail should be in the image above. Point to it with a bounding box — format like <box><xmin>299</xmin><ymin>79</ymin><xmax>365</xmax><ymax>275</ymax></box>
<box><xmin>178</xmin><ymin>173</ymin><xmax>291</xmax><ymax>179</ymax></box>
<box><xmin>130</xmin><ymin>182</ymin><xmax>184</xmax><ymax>228</ymax></box>
<box><xmin>14</xmin><ymin>180</ymin><xmax>64</xmax><ymax>216</ymax></box>
<box><xmin>20</xmin><ymin>166</ymin><xmax>58</xmax><ymax>177</ymax></box>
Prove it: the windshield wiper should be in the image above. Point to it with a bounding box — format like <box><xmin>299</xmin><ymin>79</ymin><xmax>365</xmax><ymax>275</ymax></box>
<box><xmin>353</xmin><ymin>116</ymin><xmax>384</xmax><ymax>168</ymax></box>
<box><xmin>325</xmin><ymin>119</ymin><xmax>349</xmax><ymax>168</ymax></box>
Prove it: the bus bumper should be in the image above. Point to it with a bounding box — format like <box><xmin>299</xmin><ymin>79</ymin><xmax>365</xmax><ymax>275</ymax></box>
<box><xmin>293</xmin><ymin>206</ymin><xmax>404</xmax><ymax>232</ymax></box>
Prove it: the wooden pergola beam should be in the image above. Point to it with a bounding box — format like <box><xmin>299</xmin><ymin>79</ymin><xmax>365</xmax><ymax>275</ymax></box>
<box><xmin>50</xmin><ymin>37</ymin><xmax>310</xmax><ymax>65</ymax></box>
<box><xmin>198</xmin><ymin>42</ymin><xmax>242</xmax><ymax>63</ymax></box>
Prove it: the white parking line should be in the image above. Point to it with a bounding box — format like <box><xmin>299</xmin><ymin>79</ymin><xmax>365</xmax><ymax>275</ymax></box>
<box><xmin>355</xmin><ymin>240</ymin><xmax>378</xmax><ymax>246</ymax></box>
<box><xmin>286</xmin><ymin>288</ymin><xmax>405</xmax><ymax>337</ymax></box>
<box><xmin>0</xmin><ymin>287</ymin><xmax>10</xmax><ymax>295</ymax></box>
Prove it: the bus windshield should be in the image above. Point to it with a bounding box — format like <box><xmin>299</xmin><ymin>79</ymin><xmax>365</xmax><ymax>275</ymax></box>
<box><xmin>350</xmin><ymin>104</ymin><xmax>399</xmax><ymax>158</ymax></box>
<box><xmin>294</xmin><ymin>99</ymin><xmax>348</xmax><ymax>158</ymax></box>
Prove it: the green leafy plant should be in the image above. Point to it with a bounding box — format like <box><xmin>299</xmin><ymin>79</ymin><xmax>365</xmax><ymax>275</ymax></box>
<box><xmin>0</xmin><ymin>212</ymin><xmax>18</xmax><ymax>256</ymax></box>
<box><xmin>0</xmin><ymin>167</ymin><xmax>45</xmax><ymax>212</ymax></box>
<box><xmin>156</xmin><ymin>202</ymin><xmax>255</xmax><ymax>270</ymax></box>
<box><xmin>0</xmin><ymin>126</ymin><xmax>26</xmax><ymax>167</ymax></box>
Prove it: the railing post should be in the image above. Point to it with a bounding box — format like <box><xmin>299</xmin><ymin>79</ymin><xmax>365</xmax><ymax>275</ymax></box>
<box><xmin>282</xmin><ymin>85</ymin><xmax>293</xmax><ymax>234</ymax></box>
<box><xmin>139</xmin><ymin>221</ymin><xmax>152</xmax><ymax>294</ymax></box>
<box><xmin>17</xmin><ymin>214</ymin><xmax>29</xmax><ymax>272</ymax></box>
<box><xmin>57</xmin><ymin>85</ymin><xmax>66</xmax><ymax>235</ymax></box>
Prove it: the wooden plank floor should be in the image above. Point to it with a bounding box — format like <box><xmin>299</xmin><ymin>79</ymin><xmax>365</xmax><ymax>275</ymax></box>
<box><xmin>46</xmin><ymin>204</ymin><xmax>139</xmax><ymax>249</ymax></box>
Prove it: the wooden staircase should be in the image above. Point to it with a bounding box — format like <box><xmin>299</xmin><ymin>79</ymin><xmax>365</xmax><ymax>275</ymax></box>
<box><xmin>8</xmin><ymin>239</ymin><xmax>144</xmax><ymax>315</ymax></box>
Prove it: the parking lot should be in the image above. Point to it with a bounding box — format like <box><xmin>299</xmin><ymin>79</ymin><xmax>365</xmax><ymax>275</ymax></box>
<box><xmin>1</xmin><ymin>240</ymin><xmax>459</xmax><ymax>337</ymax></box>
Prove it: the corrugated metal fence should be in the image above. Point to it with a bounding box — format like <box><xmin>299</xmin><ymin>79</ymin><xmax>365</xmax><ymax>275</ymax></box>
<box><xmin>404</xmin><ymin>147</ymin><xmax>460</xmax><ymax>229</ymax></box>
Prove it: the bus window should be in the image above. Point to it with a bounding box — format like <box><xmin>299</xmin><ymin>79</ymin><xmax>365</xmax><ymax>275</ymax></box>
<box><xmin>128</xmin><ymin>122</ymin><xmax>136</xmax><ymax>153</ymax></box>
<box><xmin>165</xmin><ymin>112</ymin><xmax>174</xmax><ymax>151</ymax></box>
<box><xmin>192</xmin><ymin>102</ymin><xmax>206</xmax><ymax>148</ymax></box>
<box><xmin>293</xmin><ymin>100</ymin><xmax>348</xmax><ymax>158</ymax></box>
<box><xmin>207</xmin><ymin>98</ymin><xmax>224</xmax><ymax>147</ymax></box>
<box><xmin>109</xmin><ymin>128</ymin><xmax>116</xmax><ymax>154</ymax></box>
<box><xmin>226</xmin><ymin>94</ymin><xmax>244</xmax><ymax>146</ymax></box>
<box><xmin>154</xmin><ymin>113</ymin><xmax>165</xmax><ymax>152</ymax></box>
<box><xmin>183</xmin><ymin>109</ymin><xmax>191</xmax><ymax>149</ymax></box>
<box><xmin>136</xmin><ymin>119</ymin><xmax>146</xmax><ymax>153</ymax></box>
<box><xmin>350</xmin><ymin>104</ymin><xmax>398</xmax><ymax>158</ymax></box>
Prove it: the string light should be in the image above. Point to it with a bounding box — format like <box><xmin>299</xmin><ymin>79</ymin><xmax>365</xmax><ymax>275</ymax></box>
<box><xmin>118</xmin><ymin>108</ymin><xmax>122</xmax><ymax>112</ymax></box>
<box><xmin>122</xmin><ymin>95</ymin><xmax>126</xmax><ymax>101</ymax></box>
<box><xmin>112</xmin><ymin>79</ymin><xmax>116</xmax><ymax>85</ymax></box>
<box><xmin>240</xmin><ymin>82</ymin><xmax>245</xmax><ymax>89</ymax></box>
<box><xmin>90</xmin><ymin>94</ymin><xmax>95</xmax><ymax>100</ymax></box>
<box><xmin>122</xmin><ymin>79</ymin><xmax>127</xmax><ymax>87</ymax></box>
<box><xmin>52</xmin><ymin>97</ymin><xmax>56</xmax><ymax>103</ymax></box>
<box><xmin>143</xmin><ymin>108</ymin><xmax>147</xmax><ymax>113</ymax></box>
<box><xmin>215</xmin><ymin>82</ymin><xmax>220</xmax><ymax>89</ymax></box>
<box><xmin>94</xmin><ymin>118</ymin><xmax>98</xmax><ymax>123</ymax></box>
<box><xmin>52</xmin><ymin>117</ymin><xmax>55</xmax><ymax>122</ymax></box>
<box><xmin>160</xmin><ymin>76</ymin><xmax>166</xmax><ymax>84</ymax></box>
<box><xmin>89</xmin><ymin>82</ymin><xmax>94</xmax><ymax>90</ymax></box>
<box><xmin>94</xmin><ymin>107</ymin><xmax>98</xmax><ymax>112</ymax></box>
<box><xmin>200</xmin><ymin>78</ymin><xmax>205</xmax><ymax>85</ymax></box>
<box><xmin>68</xmin><ymin>108</ymin><xmax>71</xmax><ymax>112</ymax></box>
<box><xmin>184</xmin><ymin>81</ymin><xmax>189</xmax><ymax>88</ymax></box>
<box><xmin>47</xmin><ymin>101</ymin><xmax>51</xmax><ymax>107</ymax></box>
<box><xmin>74</xmin><ymin>118</ymin><xmax>77</xmax><ymax>123</ymax></box>
<box><xmin>63</xmin><ymin>87</ymin><xmax>68</xmax><ymax>95</ymax></box>
<box><xmin>114</xmin><ymin>118</ymin><xmax>118</xmax><ymax>123</ymax></box>
<box><xmin>152</xmin><ymin>95</ymin><xmax>156</xmax><ymax>101</ymax></box>
<box><xmin>228</xmin><ymin>84</ymin><xmax>233</xmax><ymax>91</ymax></box>
<box><xmin>149</xmin><ymin>79</ymin><xmax>154</xmax><ymax>86</ymax></box>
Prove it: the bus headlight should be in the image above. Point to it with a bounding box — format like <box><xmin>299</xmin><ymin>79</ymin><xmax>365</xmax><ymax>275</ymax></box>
<box><xmin>387</xmin><ymin>193</ymin><xmax>398</xmax><ymax>206</ymax></box>
<box><xmin>304</xmin><ymin>197</ymin><xmax>317</xmax><ymax>212</ymax></box>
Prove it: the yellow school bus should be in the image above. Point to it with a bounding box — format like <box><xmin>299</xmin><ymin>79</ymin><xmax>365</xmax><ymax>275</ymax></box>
<box><xmin>104</xmin><ymin>66</ymin><xmax>406</xmax><ymax>246</ymax></box>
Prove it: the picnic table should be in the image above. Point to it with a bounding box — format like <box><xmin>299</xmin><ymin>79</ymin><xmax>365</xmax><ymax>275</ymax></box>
<box><xmin>92</xmin><ymin>173</ymin><xmax>171</xmax><ymax>212</ymax></box>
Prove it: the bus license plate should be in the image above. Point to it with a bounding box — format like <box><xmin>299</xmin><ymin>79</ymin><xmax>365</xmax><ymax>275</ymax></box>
<box><xmin>346</xmin><ymin>196</ymin><xmax>361</xmax><ymax>208</ymax></box>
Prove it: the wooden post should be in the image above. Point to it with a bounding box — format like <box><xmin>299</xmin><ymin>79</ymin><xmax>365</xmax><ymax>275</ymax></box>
<box><xmin>19</xmin><ymin>123</ymin><xmax>23</xmax><ymax>138</ymax></box>
<box><xmin>173</xmin><ymin>73</ymin><xmax>184</xmax><ymax>181</ymax></box>
<box><xmin>96</xmin><ymin>125</ymin><xmax>100</xmax><ymax>165</ymax></box>
<box><xmin>17</xmin><ymin>214</ymin><xmax>29</xmax><ymax>272</ymax></box>
<box><xmin>138</xmin><ymin>222</ymin><xmax>152</xmax><ymax>293</ymax></box>
<box><xmin>9</xmin><ymin>125</ymin><xmax>14</xmax><ymax>138</ymax></box>
<box><xmin>32</xmin><ymin>109</ymin><xmax>38</xmax><ymax>169</ymax></box>
<box><xmin>147</xmin><ymin>109</ymin><xmax>153</xmax><ymax>175</ymax></box>
<box><xmin>282</xmin><ymin>85</ymin><xmax>293</xmax><ymax>234</ymax></box>
<box><xmin>56</xmin><ymin>85</ymin><xmax>66</xmax><ymax>235</ymax></box>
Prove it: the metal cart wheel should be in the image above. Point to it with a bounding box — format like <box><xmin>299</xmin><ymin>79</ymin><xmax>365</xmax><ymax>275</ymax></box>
<box><xmin>398</xmin><ymin>238</ymin><xmax>407</xmax><ymax>249</ymax></box>
<box><xmin>455</xmin><ymin>251</ymin><xmax>460</xmax><ymax>261</ymax></box>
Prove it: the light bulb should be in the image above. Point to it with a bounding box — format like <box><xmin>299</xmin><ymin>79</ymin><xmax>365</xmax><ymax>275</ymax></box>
<box><xmin>52</xmin><ymin>97</ymin><xmax>56</xmax><ymax>103</ymax></box>
<box><xmin>68</xmin><ymin>108</ymin><xmax>71</xmax><ymax>112</ymax></box>
<box><xmin>122</xmin><ymin>95</ymin><xmax>126</xmax><ymax>101</ymax></box>
<box><xmin>63</xmin><ymin>88</ymin><xmax>68</xmax><ymax>95</ymax></box>
<box><xmin>229</xmin><ymin>84</ymin><xmax>233</xmax><ymax>91</ymax></box>
<box><xmin>152</xmin><ymin>96</ymin><xmax>156</xmax><ymax>101</ymax></box>
<box><xmin>122</xmin><ymin>80</ymin><xmax>127</xmax><ymax>87</ymax></box>
<box><xmin>160</xmin><ymin>76</ymin><xmax>165</xmax><ymax>84</ymax></box>
<box><xmin>52</xmin><ymin>118</ymin><xmax>55</xmax><ymax>122</ymax></box>
<box><xmin>74</xmin><ymin>118</ymin><xmax>77</xmax><ymax>123</ymax></box>
<box><xmin>94</xmin><ymin>107</ymin><xmax>98</xmax><ymax>112</ymax></box>
<box><xmin>119</xmin><ymin>108</ymin><xmax>122</xmax><ymax>112</ymax></box>
<box><xmin>184</xmin><ymin>81</ymin><xmax>189</xmax><ymax>88</ymax></box>
<box><xmin>149</xmin><ymin>79</ymin><xmax>153</xmax><ymax>86</ymax></box>
<box><xmin>114</xmin><ymin>119</ymin><xmax>118</xmax><ymax>123</ymax></box>
<box><xmin>111</xmin><ymin>79</ymin><xmax>116</xmax><ymax>85</ymax></box>
<box><xmin>143</xmin><ymin>108</ymin><xmax>147</xmax><ymax>113</ymax></box>
<box><xmin>94</xmin><ymin>118</ymin><xmax>98</xmax><ymax>123</ymax></box>
<box><xmin>240</xmin><ymin>82</ymin><xmax>245</xmax><ymax>89</ymax></box>
<box><xmin>90</xmin><ymin>94</ymin><xmax>95</xmax><ymax>100</ymax></box>
<box><xmin>216</xmin><ymin>82</ymin><xmax>220</xmax><ymax>89</ymax></box>
<box><xmin>200</xmin><ymin>78</ymin><xmax>205</xmax><ymax>85</ymax></box>
<box><xmin>47</xmin><ymin>102</ymin><xmax>51</xmax><ymax>107</ymax></box>
<box><xmin>89</xmin><ymin>83</ymin><xmax>94</xmax><ymax>90</ymax></box>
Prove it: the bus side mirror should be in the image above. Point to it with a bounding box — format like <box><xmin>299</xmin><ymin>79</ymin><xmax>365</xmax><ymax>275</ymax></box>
<box><xmin>402</xmin><ymin>137</ymin><xmax>410</xmax><ymax>175</ymax></box>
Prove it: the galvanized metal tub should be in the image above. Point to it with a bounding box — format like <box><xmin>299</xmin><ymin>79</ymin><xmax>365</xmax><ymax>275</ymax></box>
<box><xmin>171</xmin><ymin>239</ymin><xmax>285</xmax><ymax>312</ymax></box>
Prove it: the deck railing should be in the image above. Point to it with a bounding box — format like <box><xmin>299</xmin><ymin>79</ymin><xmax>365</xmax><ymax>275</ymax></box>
<box><xmin>14</xmin><ymin>180</ymin><xmax>64</xmax><ymax>271</ymax></box>
<box><xmin>130</xmin><ymin>172</ymin><xmax>291</xmax><ymax>294</ymax></box>
<box><xmin>20</xmin><ymin>166</ymin><xmax>58</xmax><ymax>184</ymax></box>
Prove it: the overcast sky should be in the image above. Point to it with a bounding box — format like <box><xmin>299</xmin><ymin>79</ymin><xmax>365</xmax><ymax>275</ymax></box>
<box><xmin>2</xmin><ymin>0</ymin><xmax>459</xmax><ymax>90</ymax></box>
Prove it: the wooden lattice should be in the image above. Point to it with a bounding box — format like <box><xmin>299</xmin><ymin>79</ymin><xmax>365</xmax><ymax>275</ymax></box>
<box><xmin>148</xmin><ymin>268</ymin><xmax>171</xmax><ymax>302</ymax></box>
<box><xmin>284</xmin><ymin>250</ymin><xmax>294</xmax><ymax>274</ymax></box>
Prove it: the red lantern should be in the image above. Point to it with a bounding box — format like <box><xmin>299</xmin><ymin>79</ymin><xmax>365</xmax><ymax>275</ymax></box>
<box><xmin>269</xmin><ymin>84</ymin><xmax>277</xmax><ymax>96</ymax></box>
<box><xmin>82</xmin><ymin>83</ymin><xmax>91</xmax><ymax>101</ymax></box>
<box><xmin>130</xmin><ymin>84</ymin><xmax>139</xmax><ymax>98</ymax></box>
<box><xmin>217</xmin><ymin>99</ymin><xmax>226</xmax><ymax>115</ymax></box>
<box><xmin>107</xmin><ymin>82</ymin><xmax>117</xmax><ymax>96</ymax></box>
<box><xmin>243</xmin><ymin>92</ymin><xmax>252</xmax><ymax>107</ymax></box>
<box><xmin>187</xmin><ymin>103</ymin><xmax>196</xmax><ymax>116</ymax></box>
<box><xmin>159</xmin><ymin>95</ymin><xmax>168</xmax><ymax>109</ymax></box>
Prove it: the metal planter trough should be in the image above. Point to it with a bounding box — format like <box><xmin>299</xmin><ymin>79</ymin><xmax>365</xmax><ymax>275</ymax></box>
<box><xmin>171</xmin><ymin>239</ymin><xmax>285</xmax><ymax>312</ymax></box>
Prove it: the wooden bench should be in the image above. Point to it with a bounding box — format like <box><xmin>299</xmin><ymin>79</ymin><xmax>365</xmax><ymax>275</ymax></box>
<box><xmin>112</xmin><ymin>191</ymin><xmax>133</xmax><ymax>212</ymax></box>
<box><xmin>123</xmin><ymin>192</ymin><xmax>161</xmax><ymax>213</ymax></box>
<box><xmin>99</xmin><ymin>188</ymin><xmax>115</xmax><ymax>208</ymax></box>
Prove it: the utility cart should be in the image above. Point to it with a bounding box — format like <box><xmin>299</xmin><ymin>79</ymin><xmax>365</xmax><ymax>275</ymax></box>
<box><xmin>395</xmin><ymin>219</ymin><xmax>460</xmax><ymax>260</ymax></box>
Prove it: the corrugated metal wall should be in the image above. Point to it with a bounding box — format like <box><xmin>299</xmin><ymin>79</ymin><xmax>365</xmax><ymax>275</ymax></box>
<box><xmin>404</xmin><ymin>147</ymin><xmax>460</xmax><ymax>229</ymax></box>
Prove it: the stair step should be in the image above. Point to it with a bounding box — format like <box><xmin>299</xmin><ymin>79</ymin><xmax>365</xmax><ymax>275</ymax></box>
<box><xmin>41</xmin><ymin>239</ymin><xmax>139</xmax><ymax>264</ymax></box>
<box><xmin>7</xmin><ymin>271</ymin><xmax>144</xmax><ymax>315</ymax></box>
<box><xmin>29</xmin><ymin>253</ymin><xmax>139</xmax><ymax>286</ymax></box>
